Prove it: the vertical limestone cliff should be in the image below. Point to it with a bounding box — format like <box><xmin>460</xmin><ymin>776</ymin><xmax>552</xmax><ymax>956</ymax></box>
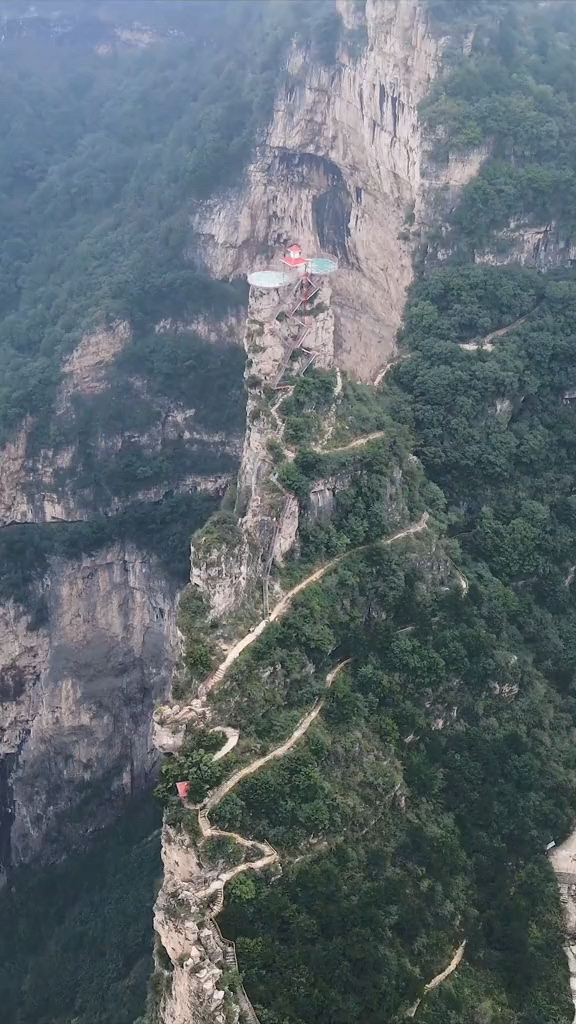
<box><xmin>0</xmin><ymin>321</ymin><xmax>240</xmax><ymax>526</ymax></box>
<box><xmin>192</xmin><ymin>275</ymin><xmax>334</xmax><ymax>619</ymax></box>
<box><xmin>193</xmin><ymin>0</ymin><xmax>440</xmax><ymax>382</ymax></box>
<box><xmin>0</xmin><ymin>320</ymin><xmax>241</xmax><ymax>868</ymax></box>
<box><xmin>0</xmin><ymin>544</ymin><xmax>178</xmax><ymax>869</ymax></box>
<box><xmin>190</xmin><ymin>0</ymin><xmax>444</xmax><ymax>622</ymax></box>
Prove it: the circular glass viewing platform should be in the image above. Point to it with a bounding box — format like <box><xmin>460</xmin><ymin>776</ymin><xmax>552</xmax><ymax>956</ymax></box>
<box><xmin>247</xmin><ymin>270</ymin><xmax>294</xmax><ymax>289</ymax></box>
<box><xmin>307</xmin><ymin>256</ymin><xmax>338</xmax><ymax>275</ymax></box>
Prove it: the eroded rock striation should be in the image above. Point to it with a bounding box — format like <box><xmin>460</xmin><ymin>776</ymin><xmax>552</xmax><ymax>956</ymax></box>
<box><xmin>0</xmin><ymin>543</ymin><xmax>178</xmax><ymax>869</ymax></box>
<box><xmin>0</xmin><ymin>322</ymin><xmax>239</xmax><ymax>527</ymax></box>
<box><xmin>193</xmin><ymin>0</ymin><xmax>440</xmax><ymax>382</ymax></box>
<box><xmin>0</xmin><ymin>318</ymin><xmax>241</xmax><ymax>867</ymax></box>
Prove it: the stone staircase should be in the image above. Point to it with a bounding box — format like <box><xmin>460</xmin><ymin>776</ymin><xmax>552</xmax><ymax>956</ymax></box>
<box><xmin>211</xmin><ymin>885</ymin><xmax>225</xmax><ymax>916</ymax></box>
<box><xmin>212</xmin><ymin>914</ymin><xmax>262</xmax><ymax>1024</ymax></box>
<box><xmin>271</xmin><ymin>274</ymin><xmax>323</xmax><ymax>390</ymax></box>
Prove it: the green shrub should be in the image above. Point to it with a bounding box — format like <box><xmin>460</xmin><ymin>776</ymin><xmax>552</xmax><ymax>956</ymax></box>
<box><xmin>155</xmin><ymin>729</ymin><xmax>228</xmax><ymax>807</ymax></box>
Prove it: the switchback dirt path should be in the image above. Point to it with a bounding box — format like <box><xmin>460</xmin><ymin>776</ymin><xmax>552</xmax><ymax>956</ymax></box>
<box><xmin>373</xmin><ymin>355</ymin><xmax>407</xmax><ymax>386</ymax></box>
<box><xmin>192</xmin><ymin>517</ymin><xmax>429</xmax><ymax>893</ymax></box>
<box><xmin>206</xmin><ymin>661</ymin><xmax>349</xmax><ymax>815</ymax></box>
<box><xmin>199</xmin><ymin>513</ymin><xmax>429</xmax><ymax>698</ymax></box>
<box><xmin>196</xmin><ymin>661</ymin><xmax>349</xmax><ymax>900</ymax></box>
<box><xmin>318</xmin><ymin>430</ymin><xmax>385</xmax><ymax>454</ymax></box>
<box><xmin>406</xmin><ymin>940</ymin><xmax>466</xmax><ymax>1017</ymax></box>
<box><xmin>177</xmin><ymin>515</ymin><xmax>431</xmax><ymax>1024</ymax></box>
<box><xmin>272</xmin><ymin>369</ymin><xmax>378</xmax><ymax>461</ymax></box>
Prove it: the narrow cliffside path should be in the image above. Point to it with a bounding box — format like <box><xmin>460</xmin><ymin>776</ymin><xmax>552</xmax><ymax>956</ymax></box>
<box><xmin>373</xmin><ymin>354</ymin><xmax>410</xmax><ymax>386</ymax></box>
<box><xmin>196</xmin><ymin>661</ymin><xmax>350</xmax><ymax>902</ymax></box>
<box><xmin>318</xmin><ymin>429</ymin><xmax>386</xmax><ymax>454</ymax></box>
<box><xmin>550</xmin><ymin>834</ymin><xmax>576</xmax><ymax>1019</ymax></box>
<box><xmin>158</xmin><ymin>516</ymin><xmax>430</xmax><ymax>1024</ymax></box>
<box><xmin>271</xmin><ymin>368</ymin><xmax>382</xmax><ymax>460</ymax></box>
<box><xmin>206</xmin><ymin>660</ymin><xmax>350</xmax><ymax>815</ymax></box>
<box><xmin>211</xmin><ymin>726</ymin><xmax>239</xmax><ymax>761</ymax></box>
<box><xmin>406</xmin><ymin>940</ymin><xmax>466</xmax><ymax>1017</ymax></box>
<box><xmin>275</xmin><ymin>426</ymin><xmax>386</xmax><ymax>463</ymax></box>
<box><xmin>199</xmin><ymin>513</ymin><xmax>429</xmax><ymax>699</ymax></box>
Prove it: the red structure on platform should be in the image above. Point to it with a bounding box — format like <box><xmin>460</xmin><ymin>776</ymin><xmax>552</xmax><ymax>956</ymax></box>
<box><xmin>280</xmin><ymin>243</ymin><xmax>307</xmax><ymax>269</ymax></box>
<box><xmin>176</xmin><ymin>780</ymin><xmax>190</xmax><ymax>800</ymax></box>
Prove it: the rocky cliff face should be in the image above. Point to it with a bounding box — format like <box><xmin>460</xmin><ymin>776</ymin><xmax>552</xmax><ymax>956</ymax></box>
<box><xmin>151</xmin><ymin>4</ymin><xmax>576</xmax><ymax>1022</ymax></box>
<box><xmin>192</xmin><ymin>276</ymin><xmax>334</xmax><ymax>619</ymax></box>
<box><xmin>0</xmin><ymin>322</ymin><xmax>240</xmax><ymax>526</ymax></box>
<box><xmin>475</xmin><ymin>221</ymin><xmax>576</xmax><ymax>269</ymax></box>
<box><xmin>153</xmin><ymin>825</ymin><xmax>232</xmax><ymax>1024</ymax></box>
<box><xmin>0</xmin><ymin>543</ymin><xmax>178</xmax><ymax>869</ymax></box>
<box><xmin>193</xmin><ymin>0</ymin><xmax>440</xmax><ymax>383</ymax></box>
<box><xmin>189</xmin><ymin>0</ymin><xmax>444</xmax><ymax>624</ymax></box>
<box><xmin>0</xmin><ymin>318</ymin><xmax>242</xmax><ymax>867</ymax></box>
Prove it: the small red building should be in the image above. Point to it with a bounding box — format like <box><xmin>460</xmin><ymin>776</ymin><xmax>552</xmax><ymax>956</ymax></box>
<box><xmin>280</xmin><ymin>243</ymin><xmax>308</xmax><ymax>268</ymax></box>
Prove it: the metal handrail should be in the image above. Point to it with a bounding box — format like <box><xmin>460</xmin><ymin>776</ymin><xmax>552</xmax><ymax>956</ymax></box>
<box><xmin>210</xmin><ymin>906</ymin><xmax>262</xmax><ymax>1024</ymax></box>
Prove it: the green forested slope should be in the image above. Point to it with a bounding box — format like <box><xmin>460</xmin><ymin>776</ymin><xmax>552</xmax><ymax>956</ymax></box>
<box><xmin>423</xmin><ymin>0</ymin><xmax>576</xmax><ymax>253</ymax></box>
<box><xmin>0</xmin><ymin>0</ymin><xmax>344</xmax><ymax>598</ymax></box>
<box><xmin>0</xmin><ymin>0</ymin><xmax>343</xmax><ymax>442</ymax></box>
<box><xmin>7</xmin><ymin>2</ymin><xmax>576</xmax><ymax>1023</ymax></box>
<box><xmin>0</xmin><ymin>0</ymin><xmax>289</xmax><ymax>436</ymax></box>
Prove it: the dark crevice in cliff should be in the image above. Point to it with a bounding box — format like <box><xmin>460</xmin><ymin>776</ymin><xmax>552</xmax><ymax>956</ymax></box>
<box><xmin>312</xmin><ymin>186</ymin><xmax>352</xmax><ymax>262</ymax></box>
<box><xmin>0</xmin><ymin>747</ymin><xmax>22</xmax><ymax>870</ymax></box>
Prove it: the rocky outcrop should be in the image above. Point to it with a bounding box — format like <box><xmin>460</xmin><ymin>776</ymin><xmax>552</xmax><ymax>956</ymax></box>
<box><xmin>153</xmin><ymin>826</ymin><xmax>230</xmax><ymax>1024</ymax></box>
<box><xmin>153</xmin><ymin>10</ymin><xmax>446</xmax><ymax>1024</ymax></box>
<box><xmin>0</xmin><ymin>542</ymin><xmax>178</xmax><ymax>867</ymax></box>
<box><xmin>188</xmin><ymin>0</ymin><xmax>454</xmax><ymax>617</ymax></box>
<box><xmin>0</xmin><ymin>323</ymin><xmax>239</xmax><ymax>526</ymax></box>
<box><xmin>0</xmin><ymin>308</ymin><xmax>243</xmax><ymax>865</ymax></box>
<box><xmin>192</xmin><ymin>0</ymin><xmax>441</xmax><ymax>382</ymax></box>
<box><xmin>192</xmin><ymin>273</ymin><xmax>336</xmax><ymax>619</ymax></box>
<box><xmin>475</xmin><ymin>221</ymin><xmax>576</xmax><ymax>268</ymax></box>
<box><xmin>58</xmin><ymin>320</ymin><xmax>131</xmax><ymax>406</ymax></box>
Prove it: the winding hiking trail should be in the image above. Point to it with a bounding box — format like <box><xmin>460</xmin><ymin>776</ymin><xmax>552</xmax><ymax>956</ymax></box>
<box><xmin>168</xmin><ymin>513</ymin><xmax>430</xmax><ymax>1024</ymax></box>
<box><xmin>198</xmin><ymin>512</ymin><xmax>429</xmax><ymax>699</ymax></box>
<box><xmin>270</xmin><ymin>369</ymin><xmax>381</xmax><ymax>461</ymax></box>
<box><xmin>281</xmin><ymin>427</ymin><xmax>386</xmax><ymax>463</ymax></box>
<box><xmin>373</xmin><ymin>352</ymin><xmax>413</xmax><ymax>386</ymax></box>
<box><xmin>406</xmin><ymin>941</ymin><xmax>466</xmax><ymax>1017</ymax></box>
<box><xmin>196</xmin><ymin>661</ymin><xmax>350</xmax><ymax>903</ymax></box>
<box><xmin>189</xmin><ymin>515</ymin><xmax>429</xmax><ymax>907</ymax></box>
<box><xmin>459</xmin><ymin>306</ymin><xmax>539</xmax><ymax>352</ymax></box>
<box><xmin>319</xmin><ymin>429</ymin><xmax>385</xmax><ymax>454</ymax></box>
